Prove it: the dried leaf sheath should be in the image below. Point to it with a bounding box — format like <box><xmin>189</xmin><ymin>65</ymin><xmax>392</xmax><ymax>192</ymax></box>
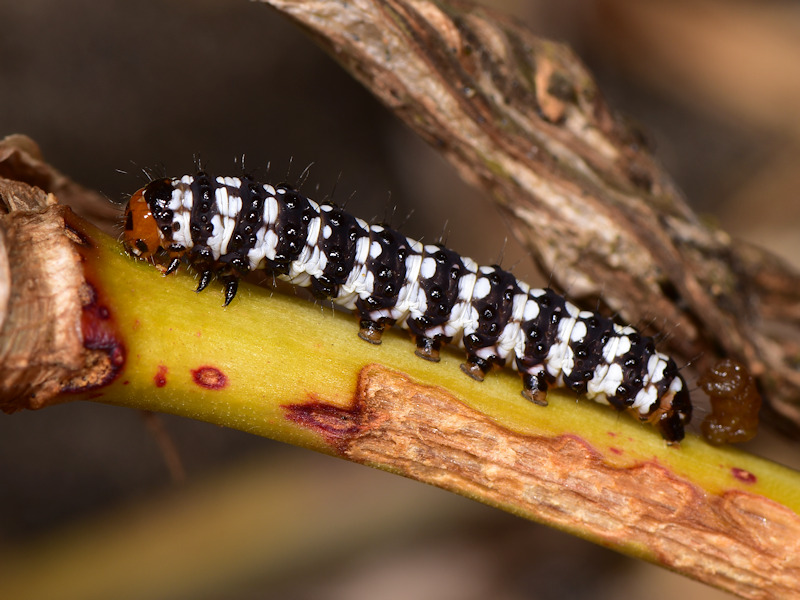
<box><xmin>259</xmin><ymin>0</ymin><xmax>800</xmax><ymax>428</ymax></box>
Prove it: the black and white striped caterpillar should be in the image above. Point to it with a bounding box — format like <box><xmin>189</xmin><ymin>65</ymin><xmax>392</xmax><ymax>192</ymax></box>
<box><xmin>123</xmin><ymin>172</ymin><xmax>692</xmax><ymax>442</ymax></box>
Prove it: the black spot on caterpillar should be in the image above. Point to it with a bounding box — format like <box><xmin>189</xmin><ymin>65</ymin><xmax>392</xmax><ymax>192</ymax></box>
<box><xmin>123</xmin><ymin>172</ymin><xmax>692</xmax><ymax>442</ymax></box>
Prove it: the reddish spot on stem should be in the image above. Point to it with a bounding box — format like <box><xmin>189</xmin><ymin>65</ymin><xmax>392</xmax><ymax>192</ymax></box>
<box><xmin>63</xmin><ymin>280</ymin><xmax>126</xmax><ymax>392</ymax></box>
<box><xmin>154</xmin><ymin>364</ymin><xmax>168</xmax><ymax>388</ymax></box>
<box><xmin>56</xmin><ymin>213</ymin><xmax>128</xmax><ymax>395</ymax></box>
<box><xmin>284</xmin><ymin>396</ymin><xmax>364</xmax><ymax>453</ymax></box>
<box><xmin>731</xmin><ymin>467</ymin><xmax>757</xmax><ymax>484</ymax></box>
<box><xmin>191</xmin><ymin>366</ymin><xmax>228</xmax><ymax>390</ymax></box>
<box><xmin>609</xmin><ymin>447</ymin><xmax>623</xmax><ymax>455</ymax></box>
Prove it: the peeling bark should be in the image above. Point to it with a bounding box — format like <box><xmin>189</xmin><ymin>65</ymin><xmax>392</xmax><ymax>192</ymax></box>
<box><xmin>0</xmin><ymin>174</ymin><xmax>123</xmax><ymax>412</ymax></box>
<box><xmin>286</xmin><ymin>364</ymin><xmax>800</xmax><ymax>598</ymax></box>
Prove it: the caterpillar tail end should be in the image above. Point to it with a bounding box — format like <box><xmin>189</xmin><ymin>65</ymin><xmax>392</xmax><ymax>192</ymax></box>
<box><xmin>657</xmin><ymin>385</ymin><xmax>692</xmax><ymax>444</ymax></box>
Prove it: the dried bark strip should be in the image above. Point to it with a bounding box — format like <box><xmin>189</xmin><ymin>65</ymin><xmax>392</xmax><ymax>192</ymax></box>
<box><xmin>286</xmin><ymin>364</ymin><xmax>800</xmax><ymax>599</ymax></box>
<box><xmin>261</xmin><ymin>0</ymin><xmax>800</xmax><ymax>430</ymax></box>
<box><xmin>0</xmin><ymin>175</ymin><xmax>123</xmax><ymax>412</ymax></box>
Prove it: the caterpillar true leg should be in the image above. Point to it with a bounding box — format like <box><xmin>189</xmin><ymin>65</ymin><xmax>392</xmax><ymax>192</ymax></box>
<box><xmin>196</xmin><ymin>270</ymin><xmax>213</xmax><ymax>293</ymax></box>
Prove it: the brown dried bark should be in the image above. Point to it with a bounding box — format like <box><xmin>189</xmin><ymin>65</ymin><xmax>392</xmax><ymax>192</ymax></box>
<box><xmin>286</xmin><ymin>365</ymin><xmax>800</xmax><ymax>598</ymax></box>
<box><xmin>260</xmin><ymin>0</ymin><xmax>800</xmax><ymax>431</ymax></box>
<box><xmin>0</xmin><ymin>151</ymin><xmax>114</xmax><ymax>413</ymax></box>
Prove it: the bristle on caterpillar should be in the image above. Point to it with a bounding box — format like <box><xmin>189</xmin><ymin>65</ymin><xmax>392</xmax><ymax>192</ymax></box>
<box><xmin>123</xmin><ymin>172</ymin><xmax>692</xmax><ymax>443</ymax></box>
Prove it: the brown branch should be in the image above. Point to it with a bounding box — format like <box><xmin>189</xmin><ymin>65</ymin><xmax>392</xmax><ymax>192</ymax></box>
<box><xmin>0</xmin><ymin>182</ymin><xmax>89</xmax><ymax>412</ymax></box>
<box><xmin>0</xmin><ymin>136</ymin><xmax>126</xmax><ymax>412</ymax></box>
<box><xmin>259</xmin><ymin>0</ymin><xmax>800</xmax><ymax>429</ymax></box>
<box><xmin>288</xmin><ymin>365</ymin><xmax>800</xmax><ymax>598</ymax></box>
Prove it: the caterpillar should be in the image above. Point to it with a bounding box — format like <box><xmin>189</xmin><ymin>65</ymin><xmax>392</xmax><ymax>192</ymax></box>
<box><xmin>123</xmin><ymin>171</ymin><xmax>692</xmax><ymax>443</ymax></box>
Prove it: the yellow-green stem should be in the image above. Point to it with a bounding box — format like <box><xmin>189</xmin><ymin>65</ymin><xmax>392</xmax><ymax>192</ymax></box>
<box><xmin>73</xmin><ymin>219</ymin><xmax>800</xmax><ymax>510</ymax></box>
<box><xmin>35</xmin><ymin>215</ymin><xmax>800</xmax><ymax>597</ymax></box>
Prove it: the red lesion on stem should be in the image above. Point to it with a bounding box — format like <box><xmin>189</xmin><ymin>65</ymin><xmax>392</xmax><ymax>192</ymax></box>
<box><xmin>61</xmin><ymin>277</ymin><xmax>126</xmax><ymax>394</ymax></box>
<box><xmin>284</xmin><ymin>395</ymin><xmax>365</xmax><ymax>454</ymax></box>
<box><xmin>191</xmin><ymin>366</ymin><xmax>228</xmax><ymax>390</ymax></box>
<box><xmin>58</xmin><ymin>211</ymin><xmax>127</xmax><ymax>394</ymax></box>
<box><xmin>61</xmin><ymin>279</ymin><xmax>126</xmax><ymax>392</ymax></box>
<box><xmin>154</xmin><ymin>364</ymin><xmax>168</xmax><ymax>388</ymax></box>
<box><xmin>731</xmin><ymin>467</ymin><xmax>757</xmax><ymax>485</ymax></box>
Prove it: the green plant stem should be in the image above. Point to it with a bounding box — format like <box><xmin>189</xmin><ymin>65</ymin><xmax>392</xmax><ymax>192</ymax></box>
<box><xmin>44</xmin><ymin>215</ymin><xmax>799</xmax><ymax>598</ymax></box>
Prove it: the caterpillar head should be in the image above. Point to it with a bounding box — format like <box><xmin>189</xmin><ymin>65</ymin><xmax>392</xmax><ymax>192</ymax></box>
<box><xmin>123</xmin><ymin>188</ymin><xmax>161</xmax><ymax>259</ymax></box>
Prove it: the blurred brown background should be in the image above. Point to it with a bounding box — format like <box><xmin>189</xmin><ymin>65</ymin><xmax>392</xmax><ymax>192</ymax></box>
<box><xmin>1</xmin><ymin>1</ymin><xmax>798</xmax><ymax>598</ymax></box>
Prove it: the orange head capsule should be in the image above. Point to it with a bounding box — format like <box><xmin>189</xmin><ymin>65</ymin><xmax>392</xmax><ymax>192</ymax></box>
<box><xmin>123</xmin><ymin>189</ymin><xmax>161</xmax><ymax>258</ymax></box>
